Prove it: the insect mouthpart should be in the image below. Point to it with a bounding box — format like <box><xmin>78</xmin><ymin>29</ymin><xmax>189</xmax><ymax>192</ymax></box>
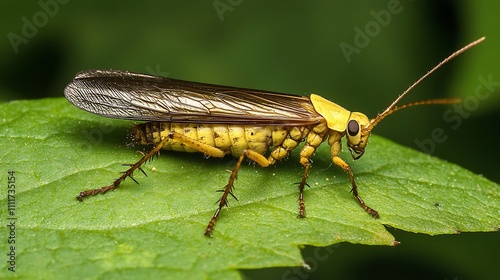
<box><xmin>348</xmin><ymin>145</ymin><xmax>365</xmax><ymax>160</ymax></box>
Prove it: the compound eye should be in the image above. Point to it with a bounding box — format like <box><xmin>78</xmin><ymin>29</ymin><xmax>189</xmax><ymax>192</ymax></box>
<box><xmin>347</xmin><ymin>120</ymin><xmax>359</xmax><ymax>136</ymax></box>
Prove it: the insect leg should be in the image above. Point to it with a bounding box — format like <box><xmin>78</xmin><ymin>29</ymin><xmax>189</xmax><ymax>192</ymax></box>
<box><xmin>77</xmin><ymin>130</ymin><xmax>227</xmax><ymax>201</ymax></box>
<box><xmin>297</xmin><ymin>157</ymin><xmax>311</xmax><ymax>218</ymax></box>
<box><xmin>332</xmin><ymin>156</ymin><xmax>380</xmax><ymax>218</ymax></box>
<box><xmin>295</xmin><ymin>126</ymin><xmax>328</xmax><ymax>218</ymax></box>
<box><xmin>167</xmin><ymin>130</ymin><xmax>225</xmax><ymax>158</ymax></box>
<box><xmin>76</xmin><ymin>136</ymin><xmax>170</xmax><ymax>201</ymax></box>
<box><xmin>205</xmin><ymin>149</ymin><xmax>269</xmax><ymax>237</ymax></box>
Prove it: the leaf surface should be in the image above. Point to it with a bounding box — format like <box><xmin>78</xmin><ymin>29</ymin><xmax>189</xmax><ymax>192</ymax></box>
<box><xmin>0</xmin><ymin>98</ymin><xmax>498</xmax><ymax>279</ymax></box>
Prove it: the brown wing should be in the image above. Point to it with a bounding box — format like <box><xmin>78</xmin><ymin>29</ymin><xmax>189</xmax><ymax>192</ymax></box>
<box><xmin>64</xmin><ymin>69</ymin><xmax>323</xmax><ymax>126</ymax></box>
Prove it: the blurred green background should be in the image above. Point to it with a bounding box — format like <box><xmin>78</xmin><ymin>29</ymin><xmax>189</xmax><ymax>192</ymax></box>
<box><xmin>1</xmin><ymin>1</ymin><xmax>498</xmax><ymax>279</ymax></box>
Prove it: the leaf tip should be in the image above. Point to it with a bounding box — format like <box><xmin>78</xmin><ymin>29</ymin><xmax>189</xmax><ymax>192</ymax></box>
<box><xmin>301</xmin><ymin>261</ymin><xmax>312</xmax><ymax>270</ymax></box>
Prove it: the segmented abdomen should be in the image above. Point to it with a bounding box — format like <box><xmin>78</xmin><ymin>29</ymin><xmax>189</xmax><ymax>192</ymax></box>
<box><xmin>132</xmin><ymin>122</ymin><xmax>311</xmax><ymax>157</ymax></box>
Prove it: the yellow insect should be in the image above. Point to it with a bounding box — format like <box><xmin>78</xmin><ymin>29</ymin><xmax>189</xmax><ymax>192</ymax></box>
<box><xmin>64</xmin><ymin>37</ymin><xmax>484</xmax><ymax>236</ymax></box>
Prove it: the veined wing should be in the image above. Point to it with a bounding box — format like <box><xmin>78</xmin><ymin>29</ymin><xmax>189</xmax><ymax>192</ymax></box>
<box><xmin>64</xmin><ymin>69</ymin><xmax>324</xmax><ymax>126</ymax></box>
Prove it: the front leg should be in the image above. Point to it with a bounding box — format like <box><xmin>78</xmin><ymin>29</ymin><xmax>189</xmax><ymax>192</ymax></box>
<box><xmin>329</xmin><ymin>131</ymin><xmax>379</xmax><ymax>218</ymax></box>
<box><xmin>331</xmin><ymin>156</ymin><xmax>379</xmax><ymax>218</ymax></box>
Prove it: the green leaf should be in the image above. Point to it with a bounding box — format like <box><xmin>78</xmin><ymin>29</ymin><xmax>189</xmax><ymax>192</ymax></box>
<box><xmin>1</xmin><ymin>98</ymin><xmax>499</xmax><ymax>279</ymax></box>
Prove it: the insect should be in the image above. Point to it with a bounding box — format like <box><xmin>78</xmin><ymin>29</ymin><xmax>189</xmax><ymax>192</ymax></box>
<box><xmin>64</xmin><ymin>37</ymin><xmax>484</xmax><ymax>236</ymax></box>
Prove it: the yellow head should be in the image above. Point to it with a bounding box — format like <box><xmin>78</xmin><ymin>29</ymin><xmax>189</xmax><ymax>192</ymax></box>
<box><xmin>345</xmin><ymin>112</ymin><xmax>370</xmax><ymax>159</ymax></box>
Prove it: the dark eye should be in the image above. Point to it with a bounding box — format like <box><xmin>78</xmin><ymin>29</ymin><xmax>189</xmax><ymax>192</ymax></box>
<box><xmin>348</xmin><ymin>120</ymin><xmax>359</xmax><ymax>136</ymax></box>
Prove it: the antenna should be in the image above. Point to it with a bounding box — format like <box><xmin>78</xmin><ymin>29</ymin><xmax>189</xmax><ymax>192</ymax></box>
<box><xmin>365</xmin><ymin>37</ymin><xmax>485</xmax><ymax>131</ymax></box>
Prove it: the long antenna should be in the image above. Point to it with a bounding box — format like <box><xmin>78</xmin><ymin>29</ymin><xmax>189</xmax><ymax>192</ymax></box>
<box><xmin>365</xmin><ymin>37</ymin><xmax>485</xmax><ymax>131</ymax></box>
